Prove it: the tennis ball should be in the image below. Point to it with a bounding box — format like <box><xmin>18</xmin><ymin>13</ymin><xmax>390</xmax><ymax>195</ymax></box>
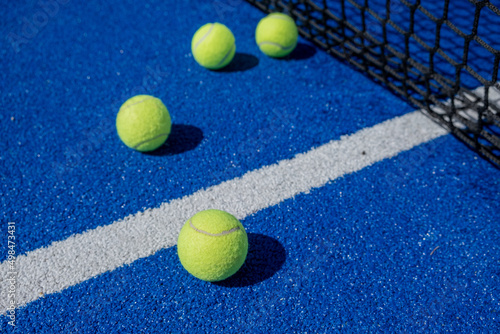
<box><xmin>177</xmin><ymin>209</ymin><xmax>248</xmax><ymax>282</ymax></box>
<box><xmin>191</xmin><ymin>23</ymin><xmax>236</xmax><ymax>70</ymax></box>
<box><xmin>255</xmin><ymin>13</ymin><xmax>298</xmax><ymax>58</ymax></box>
<box><xmin>116</xmin><ymin>95</ymin><xmax>171</xmax><ymax>152</ymax></box>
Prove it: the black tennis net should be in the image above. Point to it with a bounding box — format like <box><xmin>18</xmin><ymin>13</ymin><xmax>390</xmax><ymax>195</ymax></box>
<box><xmin>245</xmin><ymin>0</ymin><xmax>500</xmax><ymax>167</ymax></box>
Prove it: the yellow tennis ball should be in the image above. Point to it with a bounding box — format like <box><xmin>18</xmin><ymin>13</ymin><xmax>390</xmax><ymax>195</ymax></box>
<box><xmin>116</xmin><ymin>95</ymin><xmax>172</xmax><ymax>152</ymax></box>
<box><xmin>255</xmin><ymin>13</ymin><xmax>298</xmax><ymax>58</ymax></box>
<box><xmin>191</xmin><ymin>23</ymin><xmax>236</xmax><ymax>70</ymax></box>
<box><xmin>177</xmin><ymin>209</ymin><xmax>248</xmax><ymax>282</ymax></box>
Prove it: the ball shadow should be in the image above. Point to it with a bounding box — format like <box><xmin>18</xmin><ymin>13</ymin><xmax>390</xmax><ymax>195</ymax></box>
<box><xmin>217</xmin><ymin>53</ymin><xmax>259</xmax><ymax>72</ymax></box>
<box><xmin>286</xmin><ymin>42</ymin><xmax>317</xmax><ymax>61</ymax></box>
<box><xmin>213</xmin><ymin>233</ymin><xmax>287</xmax><ymax>288</ymax></box>
<box><xmin>144</xmin><ymin>124</ymin><xmax>203</xmax><ymax>156</ymax></box>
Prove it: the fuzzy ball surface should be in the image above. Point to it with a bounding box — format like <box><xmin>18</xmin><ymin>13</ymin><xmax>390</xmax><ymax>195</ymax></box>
<box><xmin>177</xmin><ymin>209</ymin><xmax>248</xmax><ymax>282</ymax></box>
<box><xmin>255</xmin><ymin>13</ymin><xmax>298</xmax><ymax>58</ymax></box>
<box><xmin>116</xmin><ymin>95</ymin><xmax>172</xmax><ymax>152</ymax></box>
<box><xmin>191</xmin><ymin>23</ymin><xmax>236</xmax><ymax>70</ymax></box>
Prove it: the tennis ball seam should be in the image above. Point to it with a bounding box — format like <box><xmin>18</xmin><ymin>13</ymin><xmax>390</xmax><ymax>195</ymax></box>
<box><xmin>192</xmin><ymin>23</ymin><xmax>215</xmax><ymax>53</ymax></box>
<box><xmin>257</xmin><ymin>41</ymin><xmax>295</xmax><ymax>50</ymax></box>
<box><xmin>120</xmin><ymin>96</ymin><xmax>156</xmax><ymax>112</ymax></box>
<box><xmin>133</xmin><ymin>132</ymin><xmax>170</xmax><ymax>150</ymax></box>
<box><xmin>189</xmin><ymin>219</ymin><xmax>241</xmax><ymax>237</ymax></box>
<box><xmin>215</xmin><ymin>44</ymin><xmax>236</xmax><ymax>68</ymax></box>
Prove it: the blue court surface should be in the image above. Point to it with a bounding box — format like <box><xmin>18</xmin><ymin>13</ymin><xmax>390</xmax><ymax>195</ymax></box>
<box><xmin>1</xmin><ymin>0</ymin><xmax>499</xmax><ymax>332</ymax></box>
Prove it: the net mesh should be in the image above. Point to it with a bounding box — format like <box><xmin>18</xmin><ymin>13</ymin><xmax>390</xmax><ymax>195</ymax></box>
<box><xmin>245</xmin><ymin>0</ymin><xmax>500</xmax><ymax>167</ymax></box>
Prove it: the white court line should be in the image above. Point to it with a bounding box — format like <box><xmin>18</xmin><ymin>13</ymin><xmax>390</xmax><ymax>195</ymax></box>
<box><xmin>0</xmin><ymin>111</ymin><xmax>447</xmax><ymax>313</ymax></box>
